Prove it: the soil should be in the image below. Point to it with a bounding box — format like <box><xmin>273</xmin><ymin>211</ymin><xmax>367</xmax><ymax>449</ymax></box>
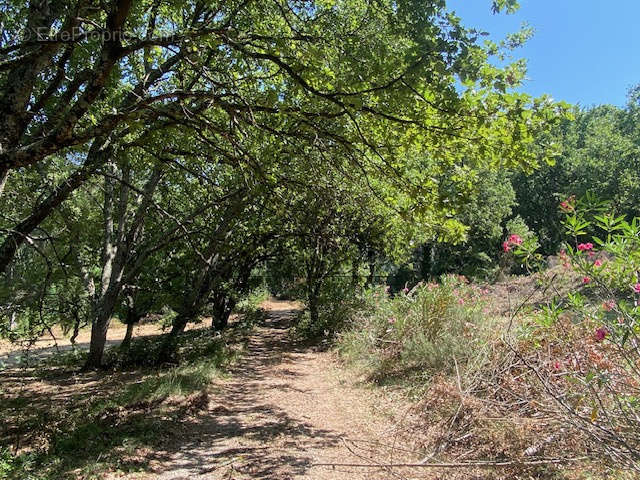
<box><xmin>137</xmin><ymin>299</ymin><xmax>423</xmax><ymax>479</ymax></box>
<box><xmin>1</xmin><ymin>300</ymin><xmax>425</xmax><ymax>479</ymax></box>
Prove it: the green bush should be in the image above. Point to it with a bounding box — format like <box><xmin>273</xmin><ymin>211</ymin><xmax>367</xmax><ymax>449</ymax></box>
<box><xmin>295</xmin><ymin>278</ymin><xmax>363</xmax><ymax>340</ymax></box>
<box><xmin>234</xmin><ymin>286</ymin><xmax>269</xmax><ymax>314</ymax></box>
<box><xmin>338</xmin><ymin>275</ymin><xmax>495</xmax><ymax>387</ymax></box>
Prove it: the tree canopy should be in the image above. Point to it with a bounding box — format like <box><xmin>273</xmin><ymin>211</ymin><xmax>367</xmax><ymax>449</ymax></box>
<box><xmin>0</xmin><ymin>0</ymin><xmax>569</xmax><ymax>367</ymax></box>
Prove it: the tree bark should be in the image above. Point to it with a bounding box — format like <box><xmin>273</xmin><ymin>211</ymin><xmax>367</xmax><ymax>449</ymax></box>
<box><xmin>309</xmin><ymin>293</ymin><xmax>319</xmax><ymax>325</ymax></box>
<box><xmin>85</xmin><ymin>302</ymin><xmax>113</xmax><ymax>369</ymax></box>
<box><xmin>0</xmin><ymin>167</ymin><xmax>8</xmax><ymax>197</ymax></box>
<box><xmin>83</xmin><ymin>162</ymin><xmax>163</xmax><ymax>368</ymax></box>
<box><xmin>157</xmin><ymin>311</ymin><xmax>196</xmax><ymax>364</ymax></box>
<box><xmin>211</xmin><ymin>295</ymin><xmax>235</xmax><ymax>331</ymax></box>
<box><xmin>120</xmin><ymin>321</ymin><xmax>135</xmax><ymax>351</ymax></box>
<box><xmin>69</xmin><ymin>311</ymin><xmax>82</xmax><ymax>346</ymax></box>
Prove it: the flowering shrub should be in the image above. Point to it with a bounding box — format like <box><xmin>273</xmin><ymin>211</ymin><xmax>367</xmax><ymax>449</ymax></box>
<box><xmin>508</xmin><ymin>194</ymin><xmax>640</xmax><ymax>470</ymax></box>
<box><xmin>501</xmin><ymin>216</ymin><xmax>542</xmax><ymax>273</ymax></box>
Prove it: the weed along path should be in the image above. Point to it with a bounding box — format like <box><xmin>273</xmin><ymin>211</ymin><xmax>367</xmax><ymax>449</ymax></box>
<box><xmin>144</xmin><ymin>299</ymin><xmax>421</xmax><ymax>480</ymax></box>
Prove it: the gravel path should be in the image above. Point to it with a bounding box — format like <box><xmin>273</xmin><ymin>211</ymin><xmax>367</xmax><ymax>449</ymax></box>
<box><xmin>143</xmin><ymin>300</ymin><xmax>421</xmax><ymax>480</ymax></box>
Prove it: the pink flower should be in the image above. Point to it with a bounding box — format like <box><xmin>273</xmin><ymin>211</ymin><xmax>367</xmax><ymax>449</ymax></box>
<box><xmin>458</xmin><ymin>298</ymin><xmax>465</xmax><ymax>305</ymax></box>
<box><xmin>560</xmin><ymin>199</ymin><xmax>574</xmax><ymax>211</ymax></box>
<box><xmin>594</xmin><ymin>327</ymin><xmax>608</xmax><ymax>342</ymax></box>
<box><xmin>502</xmin><ymin>241</ymin><xmax>511</xmax><ymax>252</ymax></box>
<box><xmin>508</xmin><ymin>234</ymin><xmax>523</xmax><ymax>245</ymax></box>
<box><xmin>594</xmin><ymin>259</ymin><xmax>603</xmax><ymax>267</ymax></box>
<box><xmin>582</xmin><ymin>276</ymin><xmax>591</xmax><ymax>284</ymax></box>
<box><xmin>553</xmin><ymin>361</ymin><xmax>561</xmax><ymax>371</ymax></box>
<box><xmin>577</xmin><ymin>243</ymin><xmax>594</xmax><ymax>251</ymax></box>
<box><xmin>634</xmin><ymin>283</ymin><xmax>640</xmax><ymax>294</ymax></box>
<box><xmin>402</xmin><ymin>287</ymin><xmax>409</xmax><ymax>294</ymax></box>
<box><xmin>602</xmin><ymin>300</ymin><xmax>616</xmax><ymax>311</ymax></box>
<box><xmin>587</xmin><ymin>250</ymin><xmax>595</xmax><ymax>258</ymax></box>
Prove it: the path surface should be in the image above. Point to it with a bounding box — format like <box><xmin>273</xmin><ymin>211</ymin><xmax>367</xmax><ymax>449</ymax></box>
<box><xmin>142</xmin><ymin>300</ymin><xmax>421</xmax><ymax>480</ymax></box>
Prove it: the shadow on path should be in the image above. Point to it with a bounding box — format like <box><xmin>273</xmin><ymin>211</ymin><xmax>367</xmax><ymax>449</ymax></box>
<box><xmin>149</xmin><ymin>303</ymin><xmax>346</xmax><ymax>479</ymax></box>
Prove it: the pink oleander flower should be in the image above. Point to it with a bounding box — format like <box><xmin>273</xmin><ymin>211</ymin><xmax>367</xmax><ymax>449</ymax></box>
<box><xmin>594</xmin><ymin>259</ymin><xmax>603</xmax><ymax>267</ymax></box>
<box><xmin>508</xmin><ymin>234</ymin><xmax>523</xmax><ymax>245</ymax></box>
<box><xmin>634</xmin><ymin>283</ymin><xmax>640</xmax><ymax>294</ymax></box>
<box><xmin>502</xmin><ymin>241</ymin><xmax>511</xmax><ymax>252</ymax></box>
<box><xmin>582</xmin><ymin>276</ymin><xmax>591</xmax><ymax>284</ymax></box>
<box><xmin>594</xmin><ymin>327</ymin><xmax>608</xmax><ymax>342</ymax></box>
<box><xmin>560</xmin><ymin>199</ymin><xmax>574</xmax><ymax>211</ymax></box>
<box><xmin>577</xmin><ymin>243</ymin><xmax>594</xmax><ymax>251</ymax></box>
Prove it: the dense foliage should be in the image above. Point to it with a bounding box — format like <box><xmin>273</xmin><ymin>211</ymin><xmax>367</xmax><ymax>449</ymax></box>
<box><xmin>2</xmin><ymin>1</ymin><xmax>640</xmax><ymax>478</ymax></box>
<box><xmin>0</xmin><ymin>0</ymin><xmax>567</xmax><ymax>368</ymax></box>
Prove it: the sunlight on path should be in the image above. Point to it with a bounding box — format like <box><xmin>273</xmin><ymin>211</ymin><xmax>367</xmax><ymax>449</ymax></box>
<box><xmin>142</xmin><ymin>299</ymin><xmax>420</xmax><ymax>480</ymax></box>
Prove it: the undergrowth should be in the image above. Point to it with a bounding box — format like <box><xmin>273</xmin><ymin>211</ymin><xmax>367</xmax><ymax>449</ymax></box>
<box><xmin>0</xmin><ymin>317</ymin><xmax>254</xmax><ymax>480</ymax></box>
<box><xmin>338</xmin><ymin>275</ymin><xmax>495</xmax><ymax>392</ymax></box>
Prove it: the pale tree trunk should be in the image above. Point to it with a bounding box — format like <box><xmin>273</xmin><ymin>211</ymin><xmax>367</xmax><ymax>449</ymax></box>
<box><xmin>121</xmin><ymin>322</ymin><xmax>135</xmax><ymax>350</ymax></box>
<box><xmin>84</xmin><ymin>162</ymin><xmax>163</xmax><ymax>369</ymax></box>
<box><xmin>119</xmin><ymin>293</ymin><xmax>145</xmax><ymax>351</ymax></box>
<box><xmin>85</xmin><ymin>165</ymin><xmax>118</xmax><ymax>369</ymax></box>
<box><xmin>86</xmin><ymin>301</ymin><xmax>115</xmax><ymax>368</ymax></box>
<box><xmin>0</xmin><ymin>167</ymin><xmax>9</xmax><ymax>197</ymax></box>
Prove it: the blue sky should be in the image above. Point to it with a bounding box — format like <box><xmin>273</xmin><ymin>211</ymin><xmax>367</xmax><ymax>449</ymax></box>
<box><xmin>447</xmin><ymin>0</ymin><xmax>640</xmax><ymax>107</ymax></box>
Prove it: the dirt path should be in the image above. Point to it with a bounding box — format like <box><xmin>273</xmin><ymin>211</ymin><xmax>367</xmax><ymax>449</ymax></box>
<box><xmin>141</xmin><ymin>300</ymin><xmax>421</xmax><ymax>480</ymax></box>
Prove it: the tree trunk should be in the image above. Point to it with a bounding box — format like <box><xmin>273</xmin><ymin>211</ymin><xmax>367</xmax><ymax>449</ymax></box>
<box><xmin>0</xmin><ymin>167</ymin><xmax>8</xmax><ymax>197</ymax></box>
<box><xmin>120</xmin><ymin>321</ymin><xmax>135</xmax><ymax>351</ymax></box>
<box><xmin>69</xmin><ymin>312</ymin><xmax>82</xmax><ymax>345</ymax></box>
<box><xmin>84</xmin><ymin>307</ymin><xmax>112</xmax><ymax>369</ymax></box>
<box><xmin>210</xmin><ymin>293</ymin><xmax>235</xmax><ymax>331</ymax></box>
<box><xmin>83</xmin><ymin>285</ymin><xmax>121</xmax><ymax>369</ymax></box>
<box><xmin>366</xmin><ymin>250</ymin><xmax>377</xmax><ymax>286</ymax></box>
<box><xmin>308</xmin><ymin>289</ymin><xmax>319</xmax><ymax>325</ymax></box>
<box><xmin>350</xmin><ymin>257</ymin><xmax>361</xmax><ymax>288</ymax></box>
<box><xmin>157</xmin><ymin>311</ymin><xmax>195</xmax><ymax>364</ymax></box>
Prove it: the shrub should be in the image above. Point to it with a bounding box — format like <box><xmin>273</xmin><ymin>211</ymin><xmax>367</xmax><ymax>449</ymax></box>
<box><xmin>506</xmin><ymin>194</ymin><xmax>640</xmax><ymax>471</ymax></box>
<box><xmin>338</xmin><ymin>276</ymin><xmax>495</xmax><ymax>388</ymax></box>
<box><xmin>234</xmin><ymin>286</ymin><xmax>269</xmax><ymax>314</ymax></box>
<box><xmin>294</xmin><ymin>277</ymin><xmax>363</xmax><ymax>341</ymax></box>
